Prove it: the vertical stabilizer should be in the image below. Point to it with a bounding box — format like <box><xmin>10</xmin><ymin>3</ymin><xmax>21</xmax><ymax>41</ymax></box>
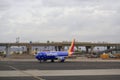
<box><xmin>68</xmin><ymin>39</ymin><xmax>75</xmax><ymax>56</ymax></box>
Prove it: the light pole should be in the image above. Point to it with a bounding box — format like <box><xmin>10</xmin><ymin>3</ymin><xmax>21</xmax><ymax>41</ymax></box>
<box><xmin>16</xmin><ymin>37</ymin><xmax>20</xmax><ymax>43</ymax></box>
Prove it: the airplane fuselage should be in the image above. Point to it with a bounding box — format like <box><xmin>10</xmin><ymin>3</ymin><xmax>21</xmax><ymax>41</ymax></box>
<box><xmin>35</xmin><ymin>51</ymin><xmax>68</xmax><ymax>62</ymax></box>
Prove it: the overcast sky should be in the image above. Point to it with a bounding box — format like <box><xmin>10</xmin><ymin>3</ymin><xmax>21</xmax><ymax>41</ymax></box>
<box><xmin>0</xmin><ymin>0</ymin><xmax>120</xmax><ymax>43</ymax></box>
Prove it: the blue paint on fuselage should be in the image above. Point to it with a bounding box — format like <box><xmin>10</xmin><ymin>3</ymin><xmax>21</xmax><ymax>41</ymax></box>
<box><xmin>35</xmin><ymin>51</ymin><xmax>68</xmax><ymax>60</ymax></box>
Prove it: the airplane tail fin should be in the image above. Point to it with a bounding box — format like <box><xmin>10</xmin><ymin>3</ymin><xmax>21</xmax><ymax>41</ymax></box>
<box><xmin>68</xmin><ymin>39</ymin><xmax>75</xmax><ymax>56</ymax></box>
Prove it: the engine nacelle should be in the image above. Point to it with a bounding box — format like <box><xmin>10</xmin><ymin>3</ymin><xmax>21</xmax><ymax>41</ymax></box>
<box><xmin>58</xmin><ymin>57</ymin><xmax>65</xmax><ymax>62</ymax></box>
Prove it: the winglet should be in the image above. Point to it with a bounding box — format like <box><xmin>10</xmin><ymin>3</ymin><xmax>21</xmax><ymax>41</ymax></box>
<box><xmin>68</xmin><ymin>39</ymin><xmax>75</xmax><ymax>56</ymax></box>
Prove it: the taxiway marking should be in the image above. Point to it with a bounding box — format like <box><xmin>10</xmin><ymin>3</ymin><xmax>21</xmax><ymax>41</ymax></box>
<box><xmin>0</xmin><ymin>69</ymin><xmax>120</xmax><ymax>77</ymax></box>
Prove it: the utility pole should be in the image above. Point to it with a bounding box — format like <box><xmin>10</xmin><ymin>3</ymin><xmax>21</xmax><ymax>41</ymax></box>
<box><xmin>16</xmin><ymin>37</ymin><xmax>20</xmax><ymax>43</ymax></box>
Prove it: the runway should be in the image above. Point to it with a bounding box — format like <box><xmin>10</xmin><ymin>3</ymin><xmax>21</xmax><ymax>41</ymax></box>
<box><xmin>0</xmin><ymin>60</ymin><xmax>120</xmax><ymax>80</ymax></box>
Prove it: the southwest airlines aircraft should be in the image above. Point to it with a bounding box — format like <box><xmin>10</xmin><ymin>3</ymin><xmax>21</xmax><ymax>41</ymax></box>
<box><xmin>35</xmin><ymin>39</ymin><xmax>75</xmax><ymax>62</ymax></box>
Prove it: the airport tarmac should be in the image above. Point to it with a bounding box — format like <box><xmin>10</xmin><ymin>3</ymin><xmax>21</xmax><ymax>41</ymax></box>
<box><xmin>0</xmin><ymin>58</ymin><xmax>120</xmax><ymax>80</ymax></box>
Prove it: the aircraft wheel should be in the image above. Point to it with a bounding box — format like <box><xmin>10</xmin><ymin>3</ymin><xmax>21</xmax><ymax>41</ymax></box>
<box><xmin>60</xmin><ymin>60</ymin><xmax>65</xmax><ymax>62</ymax></box>
<box><xmin>43</xmin><ymin>59</ymin><xmax>47</xmax><ymax>62</ymax></box>
<box><xmin>39</xmin><ymin>60</ymin><xmax>42</xmax><ymax>63</ymax></box>
<box><xmin>51</xmin><ymin>59</ymin><xmax>54</xmax><ymax>62</ymax></box>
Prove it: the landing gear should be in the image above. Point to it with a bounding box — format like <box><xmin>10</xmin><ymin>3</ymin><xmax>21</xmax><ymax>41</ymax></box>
<box><xmin>51</xmin><ymin>59</ymin><xmax>54</xmax><ymax>62</ymax></box>
<box><xmin>43</xmin><ymin>59</ymin><xmax>47</xmax><ymax>62</ymax></box>
<box><xmin>39</xmin><ymin>60</ymin><xmax>42</xmax><ymax>63</ymax></box>
<box><xmin>60</xmin><ymin>59</ymin><xmax>65</xmax><ymax>62</ymax></box>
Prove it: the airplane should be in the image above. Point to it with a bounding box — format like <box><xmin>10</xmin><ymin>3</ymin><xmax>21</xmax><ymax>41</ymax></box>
<box><xmin>35</xmin><ymin>39</ymin><xmax>75</xmax><ymax>62</ymax></box>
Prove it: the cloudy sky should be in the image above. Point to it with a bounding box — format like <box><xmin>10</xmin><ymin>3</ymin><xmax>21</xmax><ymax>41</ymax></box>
<box><xmin>0</xmin><ymin>0</ymin><xmax>120</xmax><ymax>43</ymax></box>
